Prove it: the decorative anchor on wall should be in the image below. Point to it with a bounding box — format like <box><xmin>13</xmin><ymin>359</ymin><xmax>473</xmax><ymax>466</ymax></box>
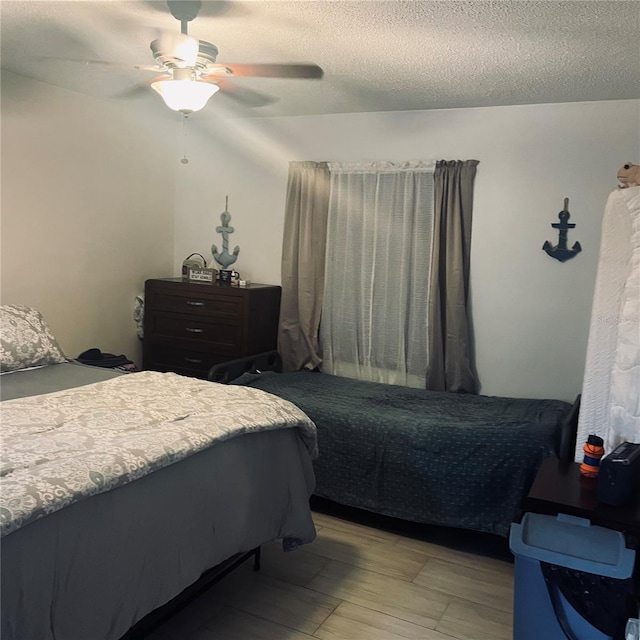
<box><xmin>542</xmin><ymin>197</ymin><xmax>582</xmax><ymax>263</ymax></box>
<box><xmin>212</xmin><ymin>196</ymin><xmax>240</xmax><ymax>269</ymax></box>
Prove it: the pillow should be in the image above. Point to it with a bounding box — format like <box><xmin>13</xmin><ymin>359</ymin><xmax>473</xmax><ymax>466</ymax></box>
<box><xmin>0</xmin><ymin>305</ymin><xmax>67</xmax><ymax>372</ymax></box>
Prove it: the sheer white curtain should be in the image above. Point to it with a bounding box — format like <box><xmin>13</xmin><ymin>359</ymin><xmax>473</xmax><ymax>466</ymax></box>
<box><xmin>320</xmin><ymin>160</ymin><xmax>435</xmax><ymax>387</ymax></box>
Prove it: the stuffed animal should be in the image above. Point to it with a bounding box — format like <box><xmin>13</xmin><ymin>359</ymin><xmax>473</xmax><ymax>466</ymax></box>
<box><xmin>617</xmin><ymin>163</ymin><xmax>640</xmax><ymax>188</ymax></box>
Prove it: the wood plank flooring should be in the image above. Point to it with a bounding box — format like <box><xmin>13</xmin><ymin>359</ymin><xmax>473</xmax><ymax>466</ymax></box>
<box><xmin>147</xmin><ymin>507</ymin><xmax>514</xmax><ymax>640</ymax></box>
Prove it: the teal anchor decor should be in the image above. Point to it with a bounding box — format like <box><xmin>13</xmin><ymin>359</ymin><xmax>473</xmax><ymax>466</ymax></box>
<box><xmin>212</xmin><ymin>196</ymin><xmax>240</xmax><ymax>269</ymax></box>
<box><xmin>542</xmin><ymin>197</ymin><xmax>582</xmax><ymax>262</ymax></box>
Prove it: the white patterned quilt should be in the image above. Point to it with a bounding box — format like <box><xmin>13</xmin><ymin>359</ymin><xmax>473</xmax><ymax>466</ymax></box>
<box><xmin>0</xmin><ymin>371</ymin><xmax>317</xmax><ymax>537</ymax></box>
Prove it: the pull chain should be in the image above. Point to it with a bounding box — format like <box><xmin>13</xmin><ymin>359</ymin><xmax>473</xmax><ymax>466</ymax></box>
<box><xmin>180</xmin><ymin>113</ymin><xmax>189</xmax><ymax>164</ymax></box>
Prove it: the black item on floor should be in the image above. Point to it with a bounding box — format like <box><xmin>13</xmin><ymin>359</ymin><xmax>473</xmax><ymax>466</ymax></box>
<box><xmin>77</xmin><ymin>348</ymin><xmax>138</xmax><ymax>372</ymax></box>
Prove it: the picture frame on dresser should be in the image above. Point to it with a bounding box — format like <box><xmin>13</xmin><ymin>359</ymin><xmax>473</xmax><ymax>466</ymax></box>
<box><xmin>143</xmin><ymin>278</ymin><xmax>281</xmax><ymax>379</ymax></box>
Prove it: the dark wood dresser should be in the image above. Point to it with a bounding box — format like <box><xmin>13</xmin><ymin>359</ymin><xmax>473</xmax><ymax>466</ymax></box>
<box><xmin>143</xmin><ymin>278</ymin><xmax>281</xmax><ymax>379</ymax></box>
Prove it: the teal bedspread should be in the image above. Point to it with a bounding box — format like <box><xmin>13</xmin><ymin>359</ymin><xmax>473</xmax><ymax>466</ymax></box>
<box><xmin>233</xmin><ymin>371</ymin><xmax>572</xmax><ymax>536</ymax></box>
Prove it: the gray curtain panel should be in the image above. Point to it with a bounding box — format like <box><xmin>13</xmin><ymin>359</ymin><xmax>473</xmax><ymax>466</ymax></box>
<box><xmin>426</xmin><ymin>160</ymin><xmax>479</xmax><ymax>393</ymax></box>
<box><xmin>278</xmin><ymin>161</ymin><xmax>331</xmax><ymax>371</ymax></box>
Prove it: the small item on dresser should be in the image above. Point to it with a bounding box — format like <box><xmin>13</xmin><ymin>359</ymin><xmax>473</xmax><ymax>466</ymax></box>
<box><xmin>188</xmin><ymin>267</ymin><xmax>217</xmax><ymax>283</ymax></box>
<box><xmin>596</xmin><ymin>441</ymin><xmax>640</xmax><ymax>506</ymax></box>
<box><xmin>182</xmin><ymin>253</ymin><xmax>207</xmax><ymax>278</ymax></box>
<box><xmin>580</xmin><ymin>434</ymin><xmax>605</xmax><ymax>478</ymax></box>
<box><xmin>219</xmin><ymin>269</ymin><xmax>233</xmax><ymax>286</ymax></box>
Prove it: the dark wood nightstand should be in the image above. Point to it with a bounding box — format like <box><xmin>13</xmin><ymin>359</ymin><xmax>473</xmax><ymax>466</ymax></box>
<box><xmin>143</xmin><ymin>278</ymin><xmax>281</xmax><ymax>379</ymax></box>
<box><xmin>524</xmin><ymin>456</ymin><xmax>640</xmax><ymax>548</ymax></box>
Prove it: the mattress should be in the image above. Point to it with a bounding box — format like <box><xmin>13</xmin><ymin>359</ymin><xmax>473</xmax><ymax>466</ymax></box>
<box><xmin>1</xmin><ymin>360</ymin><xmax>122</xmax><ymax>401</ymax></box>
<box><xmin>1</xmin><ymin>364</ymin><xmax>318</xmax><ymax>640</ymax></box>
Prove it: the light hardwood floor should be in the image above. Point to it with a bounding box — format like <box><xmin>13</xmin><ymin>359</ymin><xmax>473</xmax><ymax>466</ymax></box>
<box><xmin>147</xmin><ymin>508</ymin><xmax>514</xmax><ymax>640</ymax></box>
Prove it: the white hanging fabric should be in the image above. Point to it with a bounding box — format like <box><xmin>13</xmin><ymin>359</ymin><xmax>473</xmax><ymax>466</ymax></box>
<box><xmin>320</xmin><ymin>160</ymin><xmax>435</xmax><ymax>387</ymax></box>
<box><xmin>576</xmin><ymin>186</ymin><xmax>640</xmax><ymax>460</ymax></box>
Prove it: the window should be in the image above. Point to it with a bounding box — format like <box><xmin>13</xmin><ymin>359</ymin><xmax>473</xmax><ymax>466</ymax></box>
<box><xmin>320</xmin><ymin>161</ymin><xmax>435</xmax><ymax>387</ymax></box>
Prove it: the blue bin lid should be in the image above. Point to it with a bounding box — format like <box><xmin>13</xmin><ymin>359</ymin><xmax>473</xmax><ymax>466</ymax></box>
<box><xmin>509</xmin><ymin>513</ymin><xmax>635</xmax><ymax>579</ymax></box>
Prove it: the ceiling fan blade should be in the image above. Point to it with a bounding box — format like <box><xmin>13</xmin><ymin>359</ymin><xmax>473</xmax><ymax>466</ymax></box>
<box><xmin>134</xmin><ymin>64</ymin><xmax>167</xmax><ymax>72</ymax></box>
<box><xmin>202</xmin><ymin>63</ymin><xmax>324</xmax><ymax>80</ymax></box>
<box><xmin>34</xmin><ymin>56</ymin><xmax>161</xmax><ymax>73</ymax></box>
<box><xmin>111</xmin><ymin>84</ymin><xmax>153</xmax><ymax>100</ymax></box>
<box><xmin>216</xmin><ymin>82</ymin><xmax>279</xmax><ymax>108</ymax></box>
<box><xmin>34</xmin><ymin>56</ymin><xmax>123</xmax><ymax>67</ymax></box>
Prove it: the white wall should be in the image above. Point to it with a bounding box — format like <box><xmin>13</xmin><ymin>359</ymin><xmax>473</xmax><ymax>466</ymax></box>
<box><xmin>1</xmin><ymin>71</ymin><xmax>176</xmax><ymax>364</ymax></box>
<box><xmin>175</xmin><ymin>99</ymin><xmax>640</xmax><ymax>402</ymax></box>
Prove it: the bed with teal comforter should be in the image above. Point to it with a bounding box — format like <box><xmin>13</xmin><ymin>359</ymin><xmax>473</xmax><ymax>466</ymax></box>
<box><xmin>233</xmin><ymin>370</ymin><xmax>572</xmax><ymax>536</ymax></box>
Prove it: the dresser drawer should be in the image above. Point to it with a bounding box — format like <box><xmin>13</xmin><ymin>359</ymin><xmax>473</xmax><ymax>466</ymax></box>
<box><xmin>148</xmin><ymin>313</ymin><xmax>242</xmax><ymax>351</ymax></box>
<box><xmin>146</xmin><ymin>345</ymin><xmax>228</xmax><ymax>379</ymax></box>
<box><xmin>148</xmin><ymin>290</ymin><xmax>243</xmax><ymax>320</ymax></box>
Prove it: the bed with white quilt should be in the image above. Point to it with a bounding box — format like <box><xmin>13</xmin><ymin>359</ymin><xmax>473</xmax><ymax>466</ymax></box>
<box><xmin>0</xmin><ymin>304</ymin><xmax>318</xmax><ymax>640</ymax></box>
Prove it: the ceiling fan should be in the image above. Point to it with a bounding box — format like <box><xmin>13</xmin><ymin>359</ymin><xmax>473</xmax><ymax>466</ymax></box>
<box><xmin>137</xmin><ymin>0</ymin><xmax>323</xmax><ymax>113</ymax></box>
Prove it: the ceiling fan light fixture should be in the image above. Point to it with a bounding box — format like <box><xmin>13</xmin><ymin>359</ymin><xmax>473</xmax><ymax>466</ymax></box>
<box><xmin>151</xmin><ymin>77</ymin><xmax>219</xmax><ymax>114</ymax></box>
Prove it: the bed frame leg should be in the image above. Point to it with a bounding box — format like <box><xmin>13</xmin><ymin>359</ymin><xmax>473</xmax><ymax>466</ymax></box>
<box><xmin>253</xmin><ymin>547</ymin><xmax>261</xmax><ymax>571</ymax></box>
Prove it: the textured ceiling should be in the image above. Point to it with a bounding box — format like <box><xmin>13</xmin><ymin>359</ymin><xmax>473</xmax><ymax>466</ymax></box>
<box><xmin>1</xmin><ymin>0</ymin><xmax>639</xmax><ymax>119</ymax></box>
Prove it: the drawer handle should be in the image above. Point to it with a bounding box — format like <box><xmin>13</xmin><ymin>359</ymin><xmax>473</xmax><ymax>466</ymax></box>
<box><xmin>184</xmin><ymin>357</ymin><xmax>203</xmax><ymax>364</ymax></box>
<box><xmin>186</xmin><ymin>301</ymin><xmax>205</xmax><ymax>307</ymax></box>
<box><xmin>185</xmin><ymin>327</ymin><xmax>204</xmax><ymax>334</ymax></box>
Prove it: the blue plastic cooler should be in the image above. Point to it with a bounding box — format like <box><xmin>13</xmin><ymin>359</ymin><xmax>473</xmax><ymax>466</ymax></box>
<box><xmin>509</xmin><ymin>512</ymin><xmax>635</xmax><ymax>640</ymax></box>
